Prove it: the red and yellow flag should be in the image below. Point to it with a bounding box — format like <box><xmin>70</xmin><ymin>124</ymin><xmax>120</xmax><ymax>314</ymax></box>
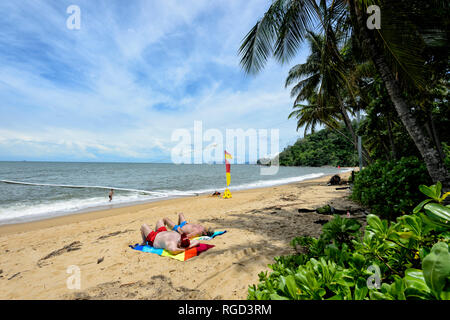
<box><xmin>224</xmin><ymin>150</ymin><xmax>232</xmax><ymax>186</ymax></box>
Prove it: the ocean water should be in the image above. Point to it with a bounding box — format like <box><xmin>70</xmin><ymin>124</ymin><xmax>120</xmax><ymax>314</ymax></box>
<box><xmin>0</xmin><ymin>162</ymin><xmax>349</xmax><ymax>225</ymax></box>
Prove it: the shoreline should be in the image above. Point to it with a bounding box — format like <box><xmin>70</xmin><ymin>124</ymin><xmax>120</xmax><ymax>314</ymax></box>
<box><xmin>0</xmin><ymin>170</ymin><xmax>358</xmax><ymax>300</ymax></box>
<box><xmin>0</xmin><ymin>168</ymin><xmax>354</xmax><ymax>235</ymax></box>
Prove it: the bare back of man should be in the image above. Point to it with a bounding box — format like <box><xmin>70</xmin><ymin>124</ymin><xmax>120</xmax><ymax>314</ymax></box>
<box><xmin>140</xmin><ymin>219</ymin><xmax>199</xmax><ymax>254</ymax></box>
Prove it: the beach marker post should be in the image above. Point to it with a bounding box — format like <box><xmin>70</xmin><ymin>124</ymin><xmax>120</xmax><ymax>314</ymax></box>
<box><xmin>223</xmin><ymin>151</ymin><xmax>232</xmax><ymax>199</ymax></box>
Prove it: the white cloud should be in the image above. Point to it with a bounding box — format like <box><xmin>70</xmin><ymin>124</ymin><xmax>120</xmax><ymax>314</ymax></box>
<box><xmin>0</xmin><ymin>0</ymin><xmax>306</xmax><ymax>162</ymax></box>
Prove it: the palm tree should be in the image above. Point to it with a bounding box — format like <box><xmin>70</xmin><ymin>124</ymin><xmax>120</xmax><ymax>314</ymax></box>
<box><xmin>238</xmin><ymin>0</ymin><xmax>449</xmax><ymax>186</ymax></box>
<box><xmin>288</xmin><ymin>93</ymin><xmax>337</xmax><ymax>134</ymax></box>
<box><xmin>288</xmin><ymin>97</ymin><xmax>361</xmax><ymax>154</ymax></box>
<box><xmin>347</xmin><ymin>0</ymin><xmax>449</xmax><ymax>186</ymax></box>
<box><xmin>285</xmin><ymin>31</ymin><xmax>372</xmax><ymax>162</ymax></box>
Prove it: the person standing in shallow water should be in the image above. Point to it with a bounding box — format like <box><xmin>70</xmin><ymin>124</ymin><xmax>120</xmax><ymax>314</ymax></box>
<box><xmin>109</xmin><ymin>189</ymin><xmax>114</xmax><ymax>202</ymax></box>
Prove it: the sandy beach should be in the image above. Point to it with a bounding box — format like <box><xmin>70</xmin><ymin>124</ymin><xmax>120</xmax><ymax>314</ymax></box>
<box><xmin>0</xmin><ymin>170</ymin><xmax>361</xmax><ymax>300</ymax></box>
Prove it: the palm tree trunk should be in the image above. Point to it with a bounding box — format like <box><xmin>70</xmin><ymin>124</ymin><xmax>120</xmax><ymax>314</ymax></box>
<box><xmin>427</xmin><ymin>109</ymin><xmax>445</xmax><ymax>163</ymax></box>
<box><xmin>386</xmin><ymin>113</ymin><xmax>398</xmax><ymax>160</ymax></box>
<box><xmin>348</xmin><ymin>0</ymin><xmax>450</xmax><ymax>187</ymax></box>
<box><xmin>336</xmin><ymin>93</ymin><xmax>372</xmax><ymax>163</ymax></box>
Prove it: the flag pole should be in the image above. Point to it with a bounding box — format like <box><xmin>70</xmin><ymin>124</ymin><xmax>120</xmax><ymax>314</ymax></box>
<box><xmin>223</xmin><ymin>150</ymin><xmax>232</xmax><ymax>198</ymax></box>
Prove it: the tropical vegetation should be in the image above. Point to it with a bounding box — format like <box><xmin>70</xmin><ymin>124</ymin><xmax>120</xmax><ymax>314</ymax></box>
<box><xmin>248</xmin><ymin>183</ymin><xmax>450</xmax><ymax>300</ymax></box>
<box><xmin>276</xmin><ymin>123</ymin><xmax>358</xmax><ymax>167</ymax></box>
<box><xmin>239</xmin><ymin>0</ymin><xmax>449</xmax><ymax>300</ymax></box>
<box><xmin>239</xmin><ymin>0</ymin><xmax>449</xmax><ymax>188</ymax></box>
<box><xmin>351</xmin><ymin>157</ymin><xmax>431</xmax><ymax>220</ymax></box>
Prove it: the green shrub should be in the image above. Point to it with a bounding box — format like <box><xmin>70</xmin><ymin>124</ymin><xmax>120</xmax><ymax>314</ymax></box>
<box><xmin>351</xmin><ymin>157</ymin><xmax>431</xmax><ymax>220</ymax></box>
<box><xmin>247</xmin><ymin>182</ymin><xmax>450</xmax><ymax>300</ymax></box>
<box><xmin>321</xmin><ymin>214</ymin><xmax>361</xmax><ymax>248</ymax></box>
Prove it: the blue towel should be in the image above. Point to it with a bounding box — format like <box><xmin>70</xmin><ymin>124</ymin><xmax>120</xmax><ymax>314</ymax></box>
<box><xmin>195</xmin><ymin>230</ymin><xmax>227</xmax><ymax>240</ymax></box>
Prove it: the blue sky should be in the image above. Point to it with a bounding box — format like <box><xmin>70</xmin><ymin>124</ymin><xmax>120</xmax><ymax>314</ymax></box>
<box><xmin>0</xmin><ymin>0</ymin><xmax>311</xmax><ymax>163</ymax></box>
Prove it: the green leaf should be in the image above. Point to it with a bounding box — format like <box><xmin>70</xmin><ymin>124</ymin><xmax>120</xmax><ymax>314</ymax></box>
<box><xmin>413</xmin><ymin>199</ymin><xmax>432</xmax><ymax>214</ymax></box>
<box><xmin>402</xmin><ymin>215</ymin><xmax>423</xmax><ymax>236</ymax></box>
<box><xmin>419</xmin><ymin>184</ymin><xmax>439</xmax><ymax>200</ymax></box>
<box><xmin>278</xmin><ymin>275</ymin><xmax>286</xmax><ymax>292</ymax></box>
<box><xmin>350</xmin><ymin>252</ymin><xmax>366</xmax><ymax>270</ymax></box>
<box><xmin>284</xmin><ymin>275</ymin><xmax>298</xmax><ymax>299</ymax></box>
<box><xmin>354</xmin><ymin>283</ymin><xmax>368</xmax><ymax>300</ymax></box>
<box><xmin>390</xmin><ymin>277</ymin><xmax>406</xmax><ymax>300</ymax></box>
<box><xmin>317</xmin><ymin>288</ymin><xmax>327</xmax><ymax>298</ymax></box>
<box><xmin>422</xmin><ymin>242</ymin><xmax>450</xmax><ymax>296</ymax></box>
<box><xmin>369</xmin><ymin>290</ymin><xmax>392</xmax><ymax>300</ymax></box>
<box><xmin>367</xmin><ymin>214</ymin><xmax>386</xmax><ymax>235</ymax></box>
<box><xmin>404</xmin><ymin>287</ymin><xmax>434</xmax><ymax>300</ymax></box>
<box><xmin>441</xmin><ymin>192</ymin><xmax>450</xmax><ymax>202</ymax></box>
<box><xmin>436</xmin><ymin>181</ymin><xmax>442</xmax><ymax>200</ymax></box>
<box><xmin>419</xmin><ymin>212</ymin><xmax>450</xmax><ymax>229</ymax></box>
<box><xmin>269</xmin><ymin>293</ymin><xmax>290</xmax><ymax>300</ymax></box>
<box><xmin>440</xmin><ymin>291</ymin><xmax>450</xmax><ymax>300</ymax></box>
<box><xmin>395</xmin><ymin>231</ymin><xmax>415</xmax><ymax>239</ymax></box>
<box><xmin>423</xmin><ymin>203</ymin><xmax>450</xmax><ymax>222</ymax></box>
<box><xmin>404</xmin><ymin>269</ymin><xmax>430</xmax><ymax>293</ymax></box>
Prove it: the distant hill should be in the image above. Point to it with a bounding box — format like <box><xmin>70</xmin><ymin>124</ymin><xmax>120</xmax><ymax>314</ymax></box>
<box><xmin>259</xmin><ymin>125</ymin><xmax>358</xmax><ymax>167</ymax></box>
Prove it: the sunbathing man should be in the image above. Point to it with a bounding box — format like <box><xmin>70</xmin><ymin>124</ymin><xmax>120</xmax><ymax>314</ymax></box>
<box><xmin>163</xmin><ymin>212</ymin><xmax>214</xmax><ymax>239</ymax></box>
<box><xmin>140</xmin><ymin>219</ymin><xmax>199</xmax><ymax>254</ymax></box>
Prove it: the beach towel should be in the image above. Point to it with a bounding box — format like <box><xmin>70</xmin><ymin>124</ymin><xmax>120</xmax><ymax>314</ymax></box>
<box><xmin>130</xmin><ymin>230</ymin><xmax>226</xmax><ymax>261</ymax></box>
<box><xmin>193</xmin><ymin>230</ymin><xmax>226</xmax><ymax>241</ymax></box>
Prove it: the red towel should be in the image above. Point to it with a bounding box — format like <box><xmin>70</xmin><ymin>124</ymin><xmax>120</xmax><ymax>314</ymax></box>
<box><xmin>184</xmin><ymin>243</ymin><xmax>215</xmax><ymax>260</ymax></box>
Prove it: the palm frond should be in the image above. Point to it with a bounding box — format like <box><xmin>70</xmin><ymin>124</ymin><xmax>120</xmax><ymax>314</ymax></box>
<box><xmin>273</xmin><ymin>0</ymin><xmax>318</xmax><ymax>64</ymax></box>
<box><xmin>285</xmin><ymin>60</ymin><xmax>319</xmax><ymax>87</ymax></box>
<box><xmin>290</xmin><ymin>73</ymin><xmax>321</xmax><ymax>99</ymax></box>
<box><xmin>238</xmin><ymin>0</ymin><xmax>283</xmax><ymax>74</ymax></box>
<box><xmin>376</xmin><ymin>11</ymin><xmax>427</xmax><ymax>89</ymax></box>
<box><xmin>239</xmin><ymin>0</ymin><xmax>321</xmax><ymax>74</ymax></box>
